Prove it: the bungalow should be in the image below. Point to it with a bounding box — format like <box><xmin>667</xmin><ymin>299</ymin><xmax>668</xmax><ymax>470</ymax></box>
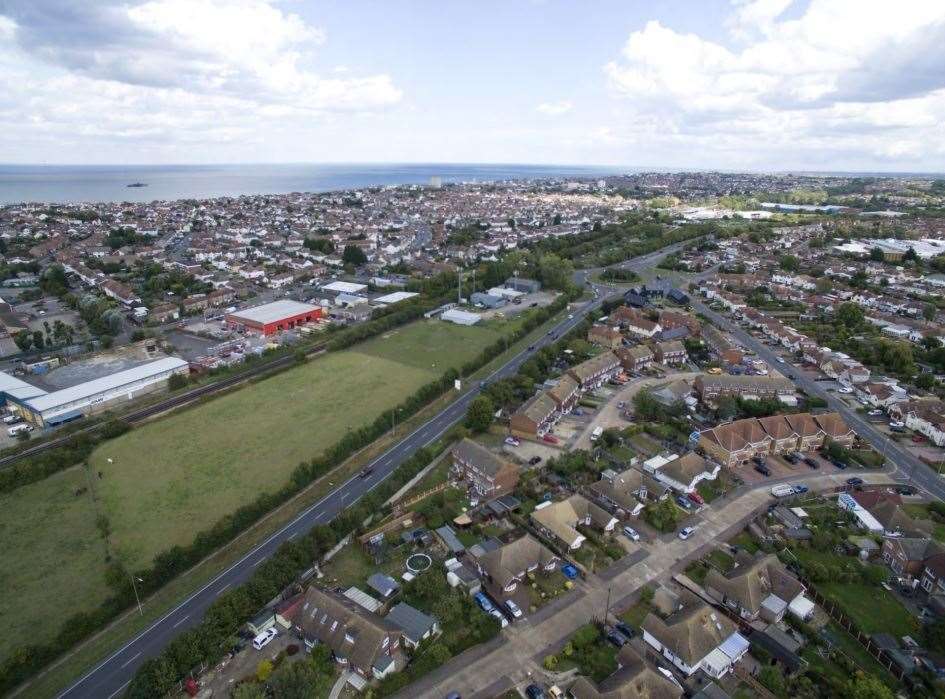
<box><xmin>569</xmin><ymin>646</ymin><xmax>682</xmax><ymax>699</ymax></box>
<box><xmin>530</xmin><ymin>494</ymin><xmax>617</xmax><ymax>550</ymax></box>
<box><xmin>385</xmin><ymin>603</ymin><xmax>439</xmax><ymax>650</ymax></box>
<box><xmin>616</xmin><ymin>345</ymin><xmax>654</xmax><ymax>372</ymax></box>
<box><xmin>652</xmin><ymin>452</ymin><xmax>720</xmax><ymax>494</ymax></box>
<box><xmin>588</xmin><ymin>467</ymin><xmax>668</xmax><ymax>515</ymax></box>
<box><xmin>471</xmin><ymin>534</ymin><xmax>558</xmax><ymax>594</ymax></box>
<box><xmin>149</xmin><ymin>302</ymin><xmax>179</xmax><ymax>323</ymax></box>
<box><xmin>642</xmin><ymin>592</ymin><xmax>749</xmax><ymax>678</ymax></box>
<box><xmin>704</xmin><ymin>553</ymin><xmax>806</xmax><ymax>623</ymax></box>
<box><xmin>654</xmin><ymin>340</ymin><xmax>687</xmax><ymax>365</ymax></box>
<box><xmin>451</xmin><ymin>439</ymin><xmax>520</xmax><ymax>498</ymax></box>
<box><xmin>292</xmin><ymin>587</ymin><xmax>403</xmax><ymax>681</ymax></box>
<box><xmin>588</xmin><ymin>324</ymin><xmax>623</xmax><ymax>350</ymax></box>
<box><xmin>568</xmin><ymin>351</ymin><xmax>621</xmax><ymax>390</ymax></box>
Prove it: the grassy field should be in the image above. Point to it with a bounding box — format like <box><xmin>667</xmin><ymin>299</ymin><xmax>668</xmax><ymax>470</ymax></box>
<box><xmin>819</xmin><ymin>583</ymin><xmax>919</xmax><ymax>637</ymax></box>
<box><xmin>0</xmin><ymin>466</ymin><xmax>113</xmax><ymax>659</ymax></box>
<box><xmin>0</xmin><ymin>320</ymin><xmax>501</xmax><ymax>659</ymax></box>
<box><xmin>95</xmin><ymin>320</ymin><xmax>501</xmax><ymax>569</ymax></box>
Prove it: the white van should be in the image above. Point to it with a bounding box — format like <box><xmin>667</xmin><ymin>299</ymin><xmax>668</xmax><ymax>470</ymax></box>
<box><xmin>252</xmin><ymin>627</ymin><xmax>277</xmax><ymax>650</ymax></box>
<box><xmin>2</xmin><ymin>414</ymin><xmax>20</xmax><ymax>424</ymax></box>
<box><xmin>590</xmin><ymin>426</ymin><xmax>604</xmax><ymax>442</ymax></box>
<box><xmin>8</xmin><ymin>423</ymin><xmax>32</xmax><ymax>437</ymax></box>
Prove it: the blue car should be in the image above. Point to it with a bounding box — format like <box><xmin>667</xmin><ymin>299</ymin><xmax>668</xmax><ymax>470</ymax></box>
<box><xmin>561</xmin><ymin>564</ymin><xmax>579</xmax><ymax>580</ymax></box>
<box><xmin>474</xmin><ymin>592</ymin><xmax>495</xmax><ymax>613</ymax></box>
<box><xmin>792</xmin><ymin>484</ymin><xmax>809</xmax><ymax>494</ymax></box>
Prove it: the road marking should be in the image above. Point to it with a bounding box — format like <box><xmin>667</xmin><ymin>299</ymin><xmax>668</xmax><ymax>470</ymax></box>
<box><xmin>253</xmin><ymin>558</ymin><xmax>266</xmax><ymax>567</ymax></box>
<box><xmin>172</xmin><ymin>615</ymin><xmax>189</xmax><ymax>628</ymax></box>
<box><xmin>107</xmin><ymin>680</ymin><xmax>131</xmax><ymax>699</ymax></box>
<box><xmin>287</xmin><ymin>531</ymin><xmax>298</xmax><ymax>540</ymax></box>
<box><xmin>216</xmin><ymin>583</ymin><xmax>231</xmax><ymax>596</ymax></box>
<box><xmin>120</xmin><ymin>652</ymin><xmax>141</xmax><ymax>668</ymax></box>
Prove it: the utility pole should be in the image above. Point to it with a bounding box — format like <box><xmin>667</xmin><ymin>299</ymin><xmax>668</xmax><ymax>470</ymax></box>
<box><xmin>602</xmin><ymin>585</ymin><xmax>612</xmax><ymax>625</ymax></box>
<box><xmin>457</xmin><ymin>269</ymin><xmax>462</xmax><ymax>304</ymax></box>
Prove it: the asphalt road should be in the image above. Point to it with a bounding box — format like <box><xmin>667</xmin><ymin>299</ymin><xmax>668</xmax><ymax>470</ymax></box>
<box><xmin>689</xmin><ymin>298</ymin><xmax>945</xmax><ymax>501</ymax></box>
<box><xmin>57</xmin><ymin>288</ymin><xmax>614</xmax><ymax>699</ymax></box>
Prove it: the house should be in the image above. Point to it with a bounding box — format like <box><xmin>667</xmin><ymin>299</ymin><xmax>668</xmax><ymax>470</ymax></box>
<box><xmin>704</xmin><ymin>552</ymin><xmax>806</xmax><ymax>622</ymax></box>
<box><xmin>292</xmin><ymin>587</ymin><xmax>403</xmax><ymax>680</ymax></box>
<box><xmin>617</xmin><ymin>345</ymin><xmax>654</xmax><ymax>372</ymax></box>
<box><xmin>149</xmin><ymin>302</ymin><xmax>179</xmax><ymax>323</ymax></box>
<box><xmin>546</xmin><ymin>374</ymin><xmax>580</xmax><ymax>414</ymax></box>
<box><xmin>385</xmin><ymin>603</ymin><xmax>439</xmax><ymax>649</ymax></box>
<box><xmin>588</xmin><ymin>324</ymin><xmax>623</xmax><ymax>350</ymax></box>
<box><xmin>451</xmin><ymin>439</ymin><xmax>519</xmax><ymax>498</ymax></box>
<box><xmin>698</xmin><ymin>418</ymin><xmax>773</xmax><ymax>468</ymax></box>
<box><xmin>642</xmin><ymin>592</ymin><xmax>749</xmax><ymax>678</ymax></box>
<box><xmin>568</xmin><ymin>351</ymin><xmax>621</xmax><ymax>390</ymax></box>
<box><xmin>694</xmin><ymin>375</ymin><xmax>795</xmax><ymax>403</ymax></box>
<box><xmin>882</xmin><ymin>537</ymin><xmax>944</xmax><ymax>578</ymax></box>
<box><xmin>892</xmin><ymin>400</ymin><xmax>945</xmax><ymax>447</ymax></box>
<box><xmin>471</xmin><ymin>534</ymin><xmax>558</xmax><ymax>594</ymax></box>
<box><xmin>588</xmin><ymin>467</ymin><xmax>668</xmax><ymax>516</ymax></box>
<box><xmin>514</xmin><ymin>389</ymin><xmax>563</xmax><ymax>436</ymax></box>
<box><xmin>812</xmin><ymin>412</ymin><xmax>856</xmax><ymax>447</ymax></box>
<box><xmin>652</xmin><ymin>452</ymin><xmax>720</xmax><ymax>494</ymax></box>
<box><xmin>530</xmin><ymin>494</ymin><xmax>618</xmax><ymax>550</ymax></box>
<box><xmin>101</xmin><ymin>279</ymin><xmax>138</xmax><ymax>306</ymax></box>
<box><xmin>569</xmin><ymin>646</ymin><xmax>683</xmax><ymax>699</ymax></box>
<box><xmin>625</xmin><ymin>315</ymin><xmax>662</xmax><ymax>339</ymax></box>
<box><xmin>654</xmin><ymin>340</ymin><xmax>687</xmax><ymax>365</ymax></box>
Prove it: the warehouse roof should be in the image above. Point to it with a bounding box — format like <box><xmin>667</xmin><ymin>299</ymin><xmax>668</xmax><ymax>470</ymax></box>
<box><xmin>0</xmin><ymin>371</ymin><xmax>47</xmax><ymax>401</ymax></box>
<box><xmin>374</xmin><ymin>291</ymin><xmax>419</xmax><ymax>305</ymax></box>
<box><xmin>322</xmin><ymin>280</ymin><xmax>368</xmax><ymax>294</ymax></box>
<box><xmin>25</xmin><ymin>357</ymin><xmax>188</xmax><ymax>412</ymax></box>
<box><xmin>227</xmin><ymin>299</ymin><xmax>320</xmax><ymax>325</ymax></box>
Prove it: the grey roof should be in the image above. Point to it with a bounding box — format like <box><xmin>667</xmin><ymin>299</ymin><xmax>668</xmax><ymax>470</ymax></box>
<box><xmin>0</xmin><ymin>371</ymin><xmax>47</xmax><ymax>401</ymax></box>
<box><xmin>227</xmin><ymin>299</ymin><xmax>320</xmax><ymax>324</ymax></box>
<box><xmin>435</xmin><ymin>525</ymin><xmax>465</xmax><ymax>554</ymax></box>
<box><xmin>386</xmin><ymin>602</ymin><xmax>437</xmax><ymax>644</ymax></box>
<box><xmin>367</xmin><ymin>573</ymin><xmax>399</xmax><ymax>598</ymax></box>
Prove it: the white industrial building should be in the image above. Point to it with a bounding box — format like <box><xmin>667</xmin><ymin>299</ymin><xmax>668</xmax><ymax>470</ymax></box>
<box><xmin>441</xmin><ymin>309</ymin><xmax>481</xmax><ymax>326</ymax></box>
<box><xmin>4</xmin><ymin>357</ymin><xmax>190</xmax><ymax>427</ymax></box>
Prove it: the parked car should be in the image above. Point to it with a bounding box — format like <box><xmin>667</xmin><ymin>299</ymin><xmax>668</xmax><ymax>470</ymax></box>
<box><xmin>252</xmin><ymin>627</ymin><xmax>278</xmax><ymax>651</ymax></box>
<box><xmin>678</xmin><ymin>526</ymin><xmax>697</xmax><ymax>540</ymax></box>
<box><xmin>606</xmin><ymin>629</ymin><xmax>628</xmax><ymax>647</ymax></box>
<box><xmin>803</xmin><ymin>456</ymin><xmax>820</xmax><ymax>469</ymax></box>
<box><xmin>528</xmin><ymin>455</ymin><xmax>542</xmax><ymax>465</ymax></box>
<box><xmin>489</xmin><ymin>609</ymin><xmax>508</xmax><ymax>628</ymax></box>
<box><xmin>573</xmin><ymin>408</ymin><xmax>584</xmax><ymax>416</ymax></box>
<box><xmin>783</xmin><ymin>452</ymin><xmax>799</xmax><ymax>464</ymax></box>
<box><xmin>846</xmin><ymin>477</ymin><xmax>864</xmax><ymax>488</ymax></box>
<box><xmin>614</xmin><ymin>622</ymin><xmax>636</xmax><ymax>639</ymax></box>
<box><xmin>504</xmin><ymin>436</ymin><xmax>521</xmax><ymax>447</ymax></box>
<box><xmin>675</xmin><ymin>495</ymin><xmax>693</xmax><ymax>510</ymax></box>
<box><xmin>838</xmin><ymin>385</ymin><xmax>853</xmax><ymax>394</ymax></box>
<box><xmin>561</xmin><ymin>564</ymin><xmax>579</xmax><ymax>580</ymax></box>
<box><xmin>792</xmin><ymin>484</ymin><xmax>809</xmax><ymax>494</ymax></box>
<box><xmin>542</xmin><ymin>434</ymin><xmax>559</xmax><ymax>444</ymax></box>
<box><xmin>623</xmin><ymin>525</ymin><xmax>641</xmax><ymax>541</ymax></box>
<box><xmin>753</xmin><ymin>462</ymin><xmax>771</xmax><ymax>477</ymax></box>
<box><xmin>504</xmin><ymin>599</ymin><xmax>523</xmax><ymax>619</ymax></box>
<box><xmin>889</xmin><ymin>420</ymin><xmax>905</xmax><ymax>429</ymax></box>
<box><xmin>688</xmin><ymin>491</ymin><xmax>705</xmax><ymax>505</ymax></box>
<box><xmin>474</xmin><ymin>592</ymin><xmax>495</xmax><ymax>613</ymax></box>
<box><xmin>525</xmin><ymin>685</ymin><xmax>546</xmax><ymax>699</ymax></box>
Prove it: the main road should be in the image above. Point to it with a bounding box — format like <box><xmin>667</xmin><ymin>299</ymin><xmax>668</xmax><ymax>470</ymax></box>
<box><xmin>689</xmin><ymin>297</ymin><xmax>945</xmax><ymax>500</ymax></box>
<box><xmin>57</xmin><ymin>281</ymin><xmax>638</xmax><ymax>698</ymax></box>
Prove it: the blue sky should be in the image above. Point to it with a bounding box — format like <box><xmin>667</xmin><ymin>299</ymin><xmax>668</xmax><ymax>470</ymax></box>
<box><xmin>1</xmin><ymin>0</ymin><xmax>944</xmax><ymax>171</ymax></box>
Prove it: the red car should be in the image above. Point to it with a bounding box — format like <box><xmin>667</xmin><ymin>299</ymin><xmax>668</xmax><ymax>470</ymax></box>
<box><xmin>542</xmin><ymin>434</ymin><xmax>559</xmax><ymax>444</ymax></box>
<box><xmin>687</xmin><ymin>491</ymin><xmax>705</xmax><ymax>505</ymax></box>
<box><xmin>912</xmin><ymin>435</ymin><xmax>926</xmax><ymax>443</ymax></box>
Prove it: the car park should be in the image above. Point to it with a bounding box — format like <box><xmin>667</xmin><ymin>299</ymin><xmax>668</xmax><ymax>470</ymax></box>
<box><xmin>504</xmin><ymin>599</ymin><xmax>523</xmax><ymax>619</ymax></box>
<box><xmin>252</xmin><ymin>627</ymin><xmax>278</xmax><ymax>650</ymax></box>
<box><xmin>678</xmin><ymin>526</ymin><xmax>696</xmax><ymax>540</ymax></box>
<box><xmin>622</xmin><ymin>525</ymin><xmax>641</xmax><ymax>541</ymax></box>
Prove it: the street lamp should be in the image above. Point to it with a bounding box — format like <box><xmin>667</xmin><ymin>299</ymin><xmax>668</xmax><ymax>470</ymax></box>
<box><xmin>130</xmin><ymin>573</ymin><xmax>144</xmax><ymax>615</ymax></box>
<box><xmin>391</xmin><ymin>407</ymin><xmax>403</xmax><ymax>437</ymax></box>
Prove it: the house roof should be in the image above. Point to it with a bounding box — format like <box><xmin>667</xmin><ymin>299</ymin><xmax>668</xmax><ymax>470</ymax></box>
<box><xmin>569</xmin><ymin>351</ymin><xmax>620</xmax><ymax>382</ymax></box>
<box><xmin>514</xmin><ymin>391</ymin><xmax>558</xmax><ymax>425</ymax></box>
<box><xmin>659</xmin><ymin>452</ymin><xmax>716</xmax><ymax>488</ymax></box>
<box><xmin>531</xmin><ymin>494</ymin><xmax>614</xmax><ymax>546</ymax></box>
<box><xmin>452</xmin><ymin>438</ymin><xmax>508</xmax><ymax>478</ymax></box>
<box><xmin>475</xmin><ymin>534</ymin><xmax>557</xmax><ymax>589</ymax></box>
<box><xmin>547</xmin><ymin>375</ymin><xmax>579</xmax><ymax>405</ymax></box>
<box><xmin>642</xmin><ymin>594</ymin><xmax>737</xmax><ymax>666</ymax></box>
<box><xmin>704</xmin><ymin>553</ymin><xmax>804</xmax><ymax>616</ymax></box>
<box><xmin>569</xmin><ymin>646</ymin><xmax>683</xmax><ymax>699</ymax></box>
<box><xmin>386</xmin><ymin>602</ymin><xmax>437</xmax><ymax>644</ymax></box>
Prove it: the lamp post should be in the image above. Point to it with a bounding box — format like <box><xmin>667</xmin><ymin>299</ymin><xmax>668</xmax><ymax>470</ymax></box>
<box><xmin>130</xmin><ymin>574</ymin><xmax>144</xmax><ymax>615</ymax></box>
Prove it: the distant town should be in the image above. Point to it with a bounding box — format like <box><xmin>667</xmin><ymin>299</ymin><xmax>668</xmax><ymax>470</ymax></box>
<box><xmin>4</xmin><ymin>171</ymin><xmax>945</xmax><ymax>699</ymax></box>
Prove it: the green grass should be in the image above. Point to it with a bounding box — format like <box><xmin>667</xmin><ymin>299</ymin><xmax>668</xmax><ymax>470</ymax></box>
<box><xmin>730</xmin><ymin>531</ymin><xmax>760</xmax><ymax>554</ymax></box>
<box><xmin>94</xmin><ymin>320</ymin><xmax>498</xmax><ymax>569</ymax></box>
<box><xmin>706</xmin><ymin>549</ymin><xmax>735</xmax><ymax>573</ymax></box>
<box><xmin>620</xmin><ymin>600</ymin><xmax>652</xmax><ymax>628</ymax></box>
<box><xmin>0</xmin><ymin>466</ymin><xmax>113</xmax><ymax>660</ymax></box>
<box><xmin>320</xmin><ymin>541</ymin><xmax>410</xmax><ymax>591</ymax></box>
<box><xmin>903</xmin><ymin>504</ymin><xmax>945</xmax><ymax>543</ymax></box>
<box><xmin>818</xmin><ymin>583</ymin><xmax>918</xmax><ymax>637</ymax></box>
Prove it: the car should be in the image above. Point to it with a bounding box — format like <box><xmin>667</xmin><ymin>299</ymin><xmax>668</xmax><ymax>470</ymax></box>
<box><xmin>445</xmin><ymin>693</ymin><xmax>462</xmax><ymax>699</ymax></box>
<box><xmin>803</xmin><ymin>456</ymin><xmax>820</xmax><ymax>469</ymax></box>
<box><xmin>614</xmin><ymin>622</ymin><xmax>636</xmax><ymax>639</ymax></box>
<box><xmin>787</xmin><ymin>373</ymin><xmax>796</xmax><ymax>380</ymax></box>
<box><xmin>838</xmin><ymin>385</ymin><xmax>853</xmax><ymax>394</ymax></box>
<box><xmin>783</xmin><ymin>452</ymin><xmax>799</xmax><ymax>464</ymax></box>
<box><xmin>617</xmin><ymin>401</ymin><xmax>626</xmax><ymax>410</ymax></box>
<box><xmin>474</xmin><ymin>592</ymin><xmax>495</xmax><ymax>613</ymax></box>
<box><xmin>573</xmin><ymin>408</ymin><xmax>585</xmax><ymax>416</ymax></box>
<box><xmin>504</xmin><ymin>599</ymin><xmax>523</xmax><ymax>619</ymax></box>
<box><xmin>252</xmin><ymin>627</ymin><xmax>278</xmax><ymax>650</ymax></box>
<box><xmin>792</xmin><ymin>484</ymin><xmax>809</xmax><ymax>494</ymax></box>
<box><xmin>846</xmin><ymin>477</ymin><xmax>864</xmax><ymax>488</ymax></box>
<box><xmin>542</xmin><ymin>433</ymin><xmax>559</xmax><ymax>444</ymax></box>
<box><xmin>561</xmin><ymin>564</ymin><xmax>579</xmax><ymax>580</ymax></box>
<box><xmin>751</xmin><ymin>455</ymin><xmax>766</xmax><ymax>466</ymax></box>
<box><xmin>894</xmin><ymin>485</ymin><xmax>917</xmax><ymax>496</ymax></box>
<box><xmin>567</xmin><ymin>314</ymin><xmax>574</xmax><ymax>319</ymax></box>
<box><xmin>868</xmin><ymin>409</ymin><xmax>883</xmax><ymax>417</ymax></box>
<box><xmin>528</xmin><ymin>455</ymin><xmax>542</xmax><ymax>465</ymax></box>
<box><xmin>890</xmin><ymin>425</ymin><xmax>906</xmax><ymax>433</ymax></box>
<box><xmin>753</xmin><ymin>462</ymin><xmax>771</xmax><ymax>477</ymax></box>
<box><xmin>623</xmin><ymin>525</ymin><xmax>641</xmax><ymax>541</ymax></box>
<box><xmin>687</xmin><ymin>491</ymin><xmax>705</xmax><ymax>505</ymax></box>
<box><xmin>527</xmin><ymin>345</ymin><xmax>535</xmax><ymax>351</ymax></box>
<box><xmin>359</xmin><ymin>466</ymin><xmax>374</xmax><ymax>478</ymax></box>
<box><xmin>525</xmin><ymin>685</ymin><xmax>546</xmax><ymax>699</ymax></box>
<box><xmin>547</xmin><ymin>330</ymin><xmax>554</xmax><ymax>336</ymax></box>
<box><xmin>504</xmin><ymin>436</ymin><xmax>521</xmax><ymax>447</ymax></box>
<box><xmin>675</xmin><ymin>495</ymin><xmax>693</xmax><ymax>510</ymax></box>
<box><xmin>913</xmin><ymin>434</ymin><xmax>926</xmax><ymax>443</ymax></box>
<box><xmin>678</xmin><ymin>526</ymin><xmax>696</xmax><ymax>540</ymax></box>
<box><xmin>489</xmin><ymin>609</ymin><xmax>508</xmax><ymax>628</ymax></box>
<box><xmin>831</xmin><ymin>459</ymin><xmax>848</xmax><ymax>470</ymax></box>
<box><xmin>606</xmin><ymin>630</ymin><xmax>628</xmax><ymax>648</ymax></box>
<box><xmin>776</xmin><ymin>357</ymin><xmax>785</xmax><ymax>363</ymax></box>
<box><xmin>889</xmin><ymin>420</ymin><xmax>905</xmax><ymax>429</ymax></box>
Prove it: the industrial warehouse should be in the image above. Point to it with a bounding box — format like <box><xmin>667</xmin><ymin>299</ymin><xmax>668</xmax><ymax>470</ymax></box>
<box><xmin>225</xmin><ymin>299</ymin><xmax>324</xmax><ymax>336</ymax></box>
<box><xmin>0</xmin><ymin>356</ymin><xmax>190</xmax><ymax>427</ymax></box>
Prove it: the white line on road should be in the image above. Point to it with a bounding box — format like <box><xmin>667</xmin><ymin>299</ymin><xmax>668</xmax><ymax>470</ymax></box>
<box><xmin>253</xmin><ymin>558</ymin><xmax>266</xmax><ymax>567</ymax></box>
<box><xmin>216</xmin><ymin>583</ymin><xmax>231</xmax><ymax>596</ymax></box>
<box><xmin>107</xmin><ymin>680</ymin><xmax>131</xmax><ymax>699</ymax></box>
<box><xmin>120</xmin><ymin>652</ymin><xmax>141</xmax><ymax>669</ymax></box>
<box><xmin>287</xmin><ymin>531</ymin><xmax>298</xmax><ymax>540</ymax></box>
<box><xmin>172</xmin><ymin>615</ymin><xmax>189</xmax><ymax>628</ymax></box>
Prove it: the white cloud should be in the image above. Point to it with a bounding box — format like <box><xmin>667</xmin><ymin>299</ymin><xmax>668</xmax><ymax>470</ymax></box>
<box><xmin>602</xmin><ymin>0</ymin><xmax>945</xmax><ymax>169</ymax></box>
<box><xmin>537</xmin><ymin>100</ymin><xmax>573</xmax><ymax>116</ymax></box>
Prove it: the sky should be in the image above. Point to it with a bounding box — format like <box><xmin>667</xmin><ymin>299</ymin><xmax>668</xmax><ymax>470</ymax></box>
<box><xmin>1</xmin><ymin>0</ymin><xmax>945</xmax><ymax>172</ymax></box>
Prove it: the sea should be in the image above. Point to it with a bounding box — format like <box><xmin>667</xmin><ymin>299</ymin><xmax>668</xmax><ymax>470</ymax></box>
<box><xmin>0</xmin><ymin>163</ymin><xmax>625</xmax><ymax>205</ymax></box>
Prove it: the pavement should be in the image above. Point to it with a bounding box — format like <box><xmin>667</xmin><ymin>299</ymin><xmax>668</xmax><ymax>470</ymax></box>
<box><xmin>55</xmin><ymin>287</ymin><xmax>613</xmax><ymax>699</ymax></box>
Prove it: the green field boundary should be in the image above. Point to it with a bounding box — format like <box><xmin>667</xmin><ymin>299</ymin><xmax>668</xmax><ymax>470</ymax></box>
<box><xmin>18</xmin><ymin>300</ymin><xmax>577</xmax><ymax>698</ymax></box>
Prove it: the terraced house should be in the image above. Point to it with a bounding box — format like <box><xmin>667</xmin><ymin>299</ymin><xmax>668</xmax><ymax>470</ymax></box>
<box><xmin>568</xmin><ymin>351</ymin><xmax>621</xmax><ymax>390</ymax></box>
<box><xmin>510</xmin><ymin>390</ymin><xmax>559</xmax><ymax>438</ymax></box>
<box><xmin>451</xmin><ymin>438</ymin><xmax>519</xmax><ymax>498</ymax></box>
<box><xmin>693</xmin><ymin>374</ymin><xmax>795</xmax><ymax>403</ymax></box>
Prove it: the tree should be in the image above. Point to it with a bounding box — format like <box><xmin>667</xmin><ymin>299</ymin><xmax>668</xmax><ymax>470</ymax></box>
<box><xmin>255</xmin><ymin>659</ymin><xmax>273</xmax><ymax>682</ymax></box>
<box><xmin>465</xmin><ymin>395</ymin><xmax>494</xmax><ymax>433</ymax></box>
<box><xmin>924</xmin><ymin>303</ymin><xmax>937</xmax><ymax>323</ymax></box>
<box><xmin>267</xmin><ymin>657</ymin><xmax>325</xmax><ymax>699</ymax></box>
<box><xmin>537</xmin><ymin>253</ymin><xmax>574</xmax><ymax>291</ymax></box>
<box><xmin>13</xmin><ymin>330</ymin><xmax>32</xmax><ymax>352</ymax></box>
<box><xmin>168</xmin><ymin>373</ymin><xmax>189</xmax><ymax>390</ymax></box>
<box><xmin>342</xmin><ymin>245</ymin><xmax>368</xmax><ymax>266</ymax></box>
<box><xmin>904</xmin><ymin>247</ymin><xmax>919</xmax><ymax>263</ymax></box>
<box><xmin>778</xmin><ymin>254</ymin><xmax>800</xmax><ymax>272</ymax></box>
<box><xmin>836</xmin><ymin>302</ymin><xmax>864</xmax><ymax>329</ymax></box>
<box><xmin>31</xmin><ymin>330</ymin><xmax>44</xmax><ymax>349</ymax></box>
<box><xmin>846</xmin><ymin>674</ymin><xmax>894</xmax><ymax>699</ymax></box>
<box><xmin>870</xmin><ymin>246</ymin><xmax>885</xmax><ymax>262</ymax></box>
<box><xmin>231</xmin><ymin>684</ymin><xmax>267</xmax><ymax>699</ymax></box>
<box><xmin>916</xmin><ymin>373</ymin><xmax>936</xmax><ymax>390</ymax></box>
<box><xmin>758</xmin><ymin>665</ymin><xmax>786</xmax><ymax>697</ymax></box>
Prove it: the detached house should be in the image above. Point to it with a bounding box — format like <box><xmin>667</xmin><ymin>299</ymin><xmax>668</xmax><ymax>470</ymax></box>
<box><xmin>704</xmin><ymin>553</ymin><xmax>807</xmax><ymax>623</ymax></box>
<box><xmin>588</xmin><ymin>467</ymin><xmax>668</xmax><ymax>516</ymax></box>
<box><xmin>451</xmin><ymin>439</ymin><xmax>519</xmax><ymax>498</ymax></box>
<box><xmin>642</xmin><ymin>593</ymin><xmax>749</xmax><ymax>679</ymax></box>
<box><xmin>530</xmin><ymin>494</ymin><xmax>617</xmax><ymax>550</ymax></box>
<box><xmin>569</xmin><ymin>646</ymin><xmax>683</xmax><ymax>699</ymax></box>
<box><xmin>652</xmin><ymin>452</ymin><xmax>720</xmax><ymax>494</ymax></box>
<box><xmin>471</xmin><ymin>534</ymin><xmax>558</xmax><ymax>594</ymax></box>
<box><xmin>293</xmin><ymin>587</ymin><xmax>403</xmax><ymax>681</ymax></box>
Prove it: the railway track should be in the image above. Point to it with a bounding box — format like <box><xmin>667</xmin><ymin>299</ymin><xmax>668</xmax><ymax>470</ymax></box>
<box><xmin>0</xmin><ymin>341</ymin><xmax>328</xmax><ymax>469</ymax></box>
